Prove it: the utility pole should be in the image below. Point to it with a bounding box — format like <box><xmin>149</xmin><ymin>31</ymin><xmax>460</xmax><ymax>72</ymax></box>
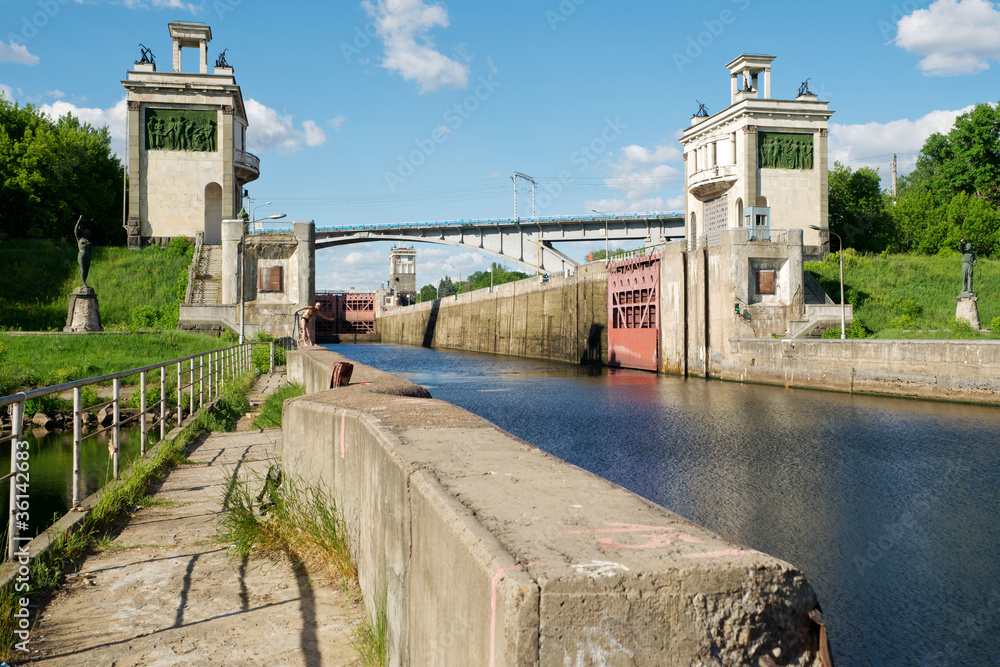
<box><xmin>892</xmin><ymin>154</ymin><xmax>898</xmax><ymax>202</ymax></box>
<box><xmin>512</xmin><ymin>172</ymin><xmax>537</xmax><ymax>221</ymax></box>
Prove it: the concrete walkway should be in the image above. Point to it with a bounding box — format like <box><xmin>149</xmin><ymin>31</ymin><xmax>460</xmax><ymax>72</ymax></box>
<box><xmin>27</xmin><ymin>373</ymin><xmax>361</xmax><ymax>666</ymax></box>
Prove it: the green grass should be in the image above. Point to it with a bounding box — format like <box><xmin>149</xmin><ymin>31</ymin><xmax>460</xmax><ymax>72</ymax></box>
<box><xmin>351</xmin><ymin>588</ymin><xmax>389</xmax><ymax>667</ymax></box>
<box><xmin>217</xmin><ymin>471</ymin><xmax>355</xmax><ymax>580</ymax></box>
<box><xmin>0</xmin><ymin>239</ymin><xmax>193</xmax><ymax>332</ymax></box>
<box><xmin>251</xmin><ymin>383</ymin><xmax>304</xmax><ymax>430</ymax></box>
<box><xmin>806</xmin><ymin>250</ymin><xmax>1000</xmax><ymax>338</ymax></box>
<box><xmin>0</xmin><ymin>368</ymin><xmax>258</xmax><ymax>662</ymax></box>
<box><xmin>0</xmin><ymin>331</ymin><xmax>226</xmax><ymax>395</ymax></box>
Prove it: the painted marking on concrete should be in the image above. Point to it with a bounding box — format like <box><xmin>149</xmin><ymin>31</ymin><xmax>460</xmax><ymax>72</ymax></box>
<box><xmin>339</xmin><ymin>411</ymin><xmax>346</xmax><ymax>459</ymax></box>
<box><xmin>490</xmin><ymin>561</ymin><xmax>551</xmax><ymax>667</ymax></box>
<box><xmin>566</xmin><ymin>522</ymin><xmax>703</xmax><ymax>550</ymax></box>
<box><xmin>571</xmin><ymin>561</ymin><xmax>631</xmax><ymax>578</ymax></box>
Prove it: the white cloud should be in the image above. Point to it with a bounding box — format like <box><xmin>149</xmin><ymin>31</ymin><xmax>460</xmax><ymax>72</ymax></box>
<box><xmin>0</xmin><ymin>41</ymin><xmax>40</xmax><ymax>66</ymax></box>
<box><xmin>316</xmin><ymin>243</ymin><xmax>487</xmax><ymax>292</ymax></box>
<box><xmin>302</xmin><ymin>120</ymin><xmax>327</xmax><ymax>148</ymax></box>
<box><xmin>895</xmin><ymin>0</ymin><xmax>1000</xmax><ymax>75</ymax></box>
<box><xmin>0</xmin><ymin>84</ymin><xmax>13</xmax><ymax>100</ymax></box>
<box><xmin>39</xmin><ymin>98</ymin><xmax>128</xmax><ymax>158</ymax></box>
<box><xmin>828</xmin><ymin>106</ymin><xmax>975</xmax><ymax>176</ymax></box>
<box><xmin>330</xmin><ymin>115</ymin><xmax>346</xmax><ymax>131</ymax></box>
<box><xmin>362</xmin><ymin>0</ymin><xmax>469</xmax><ymax>93</ymax></box>
<box><xmin>245</xmin><ymin>99</ymin><xmax>327</xmax><ymax>154</ymax></box>
<box><xmin>602</xmin><ymin>143</ymin><xmax>683</xmax><ymax>200</ymax></box>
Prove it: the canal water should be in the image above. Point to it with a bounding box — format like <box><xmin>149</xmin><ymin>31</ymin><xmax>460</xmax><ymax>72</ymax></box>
<box><xmin>329</xmin><ymin>343</ymin><xmax>1000</xmax><ymax>667</ymax></box>
<box><xmin>1</xmin><ymin>427</ymin><xmax>150</xmax><ymax>541</ymax></box>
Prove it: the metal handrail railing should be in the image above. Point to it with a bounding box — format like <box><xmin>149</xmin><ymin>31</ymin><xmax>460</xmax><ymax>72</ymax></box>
<box><xmin>3</xmin><ymin>339</ymin><xmax>277</xmax><ymax>561</ymax></box>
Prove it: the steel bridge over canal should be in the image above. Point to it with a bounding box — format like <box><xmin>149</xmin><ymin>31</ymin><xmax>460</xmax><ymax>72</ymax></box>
<box><xmin>253</xmin><ymin>212</ymin><xmax>685</xmax><ymax>274</ymax></box>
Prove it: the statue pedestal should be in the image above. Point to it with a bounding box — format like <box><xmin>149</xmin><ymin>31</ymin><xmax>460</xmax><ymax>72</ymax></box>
<box><xmin>65</xmin><ymin>287</ymin><xmax>104</xmax><ymax>332</ymax></box>
<box><xmin>956</xmin><ymin>294</ymin><xmax>980</xmax><ymax>330</ymax></box>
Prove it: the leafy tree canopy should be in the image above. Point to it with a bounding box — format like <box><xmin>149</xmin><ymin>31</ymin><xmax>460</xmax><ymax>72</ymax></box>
<box><xmin>0</xmin><ymin>95</ymin><xmax>124</xmax><ymax>245</ymax></box>
<box><xmin>828</xmin><ymin>162</ymin><xmax>894</xmax><ymax>252</ymax></box>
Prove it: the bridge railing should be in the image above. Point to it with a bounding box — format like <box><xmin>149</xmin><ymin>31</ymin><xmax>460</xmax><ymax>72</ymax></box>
<box><xmin>247</xmin><ymin>211</ymin><xmax>684</xmax><ymax>237</ymax></box>
<box><xmin>0</xmin><ymin>340</ymin><xmax>276</xmax><ymax>561</ymax></box>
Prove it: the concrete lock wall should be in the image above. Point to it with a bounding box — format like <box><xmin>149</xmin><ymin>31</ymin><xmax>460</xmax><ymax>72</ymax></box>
<box><xmin>284</xmin><ymin>348</ymin><xmax>829</xmax><ymax>666</ymax></box>
<box><xmin>724</xmin><ymin>338</ymin><xmax>1000</xmax><ymax>404</ymax></box>
<box><xmin>378</xmin><ymin>264</ymin><xmax>609</xmax><ymax>366</ymax></box>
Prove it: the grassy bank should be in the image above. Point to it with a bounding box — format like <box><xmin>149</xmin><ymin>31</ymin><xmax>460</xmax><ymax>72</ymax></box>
<box><xmin>0</xmin><ymin>239</ymin><xmax>192</xmax><ymax>332</ymax></box>
<box><xmin>0</xmin><ymin>370</ymin><xmax>258</xmax><ymax>662</ymax></box>
<box><xmin>0</xmin><ymin>331</ymin><xmax>227</xmax><ymax>396</ymax></box>
<box><xmin>806</xmin><ymin>250</ymin><xmax>1000</xmax><ymax>338</ymax></box>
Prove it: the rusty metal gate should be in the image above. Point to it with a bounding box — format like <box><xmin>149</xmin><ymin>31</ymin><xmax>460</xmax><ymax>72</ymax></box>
<box><xmin>607</xmin><ymin>255</ymin><xmax>660</xmax><ymax>371</ymax></box>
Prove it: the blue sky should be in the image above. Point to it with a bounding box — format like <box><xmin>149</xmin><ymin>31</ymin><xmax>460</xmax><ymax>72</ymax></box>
<box><xmin>3</xmin><ymin>0</ymin><xmax>999</xmax><ymax>291</ymax></box>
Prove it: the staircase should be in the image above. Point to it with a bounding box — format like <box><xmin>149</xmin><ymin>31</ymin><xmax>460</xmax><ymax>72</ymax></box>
<box><xmin>191</xmin><ymin>244</ymin><xmax>222</xmax><ymax>305</ymax></box>
<box><xmin>786</xmin><ymin>272</ymin><xmax>852</xmax><ymax>338</ymax></box>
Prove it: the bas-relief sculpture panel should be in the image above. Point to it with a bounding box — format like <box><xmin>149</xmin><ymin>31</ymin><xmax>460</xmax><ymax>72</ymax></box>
<box><xmin>758</xmin><ymin>132</ymin><xmax>814</xmax><ymax>170</ymax></box>
<box><xmin>145</xmin><ymin>109</ymin><xmax>218</xmax><ymax>153</ymax></box>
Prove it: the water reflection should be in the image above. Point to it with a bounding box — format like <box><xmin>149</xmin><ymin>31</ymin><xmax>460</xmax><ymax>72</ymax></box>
<box><xmin>1</xmin><ymin>427</ymin><xmax>149</xmax><ymax>540</ymax></box>
<box><xmin>330</xmin><ymin>343</ymin><xmax>1000</xmax><ymax>666</ymax></box>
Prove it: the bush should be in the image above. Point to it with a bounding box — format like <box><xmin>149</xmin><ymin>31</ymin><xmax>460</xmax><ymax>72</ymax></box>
<box><xmin>821</xmin><ymin>317</ymin><xmax>872</xmax><ymax>339</ymax></box>
<box><xmin>990</xmin><ymin>316</ymin><xmax>1000</xmax><ymax>331</ymax></box>
<box><xmin>165</xmin><ymin>236</ymin><xmax>193</xmax><ymax>257</ymax></box>
<box><xmin>888</xmin><ymin>315</ymin><xmax>916</xmax><ymax>330</ymax></box>
<box><xmin>899</xmin><ymin>299</ymin><xmax>923</xmax><ymax>318</ymax></box>
<box><xmin>23</xmin><ymin>394</ymin><xmax>70</xmax><ymax>418</ymax></box>
<box><xmin>130</xmin><ymin>305</ymin><xmax>161</xmax><ymax>330</ymax></box>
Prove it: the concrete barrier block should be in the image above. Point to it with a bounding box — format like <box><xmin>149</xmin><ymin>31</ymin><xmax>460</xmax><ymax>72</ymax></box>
<box><xmin>284</xmin><ymin>348</ymin><xmax>827</xmax><ymax>666</ymax></box>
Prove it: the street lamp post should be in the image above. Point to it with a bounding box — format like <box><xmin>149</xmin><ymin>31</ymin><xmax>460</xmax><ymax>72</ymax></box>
<box><xmin>251</xmin><ymin>201</ymin><xmax>272</xmax><ymax>235</ymax></box>
<box><xmin>488</xmin><ymin>265</ymin><xmax>494</xmax><ymax>293</ymax></box>
<box><xmin>239</xmin><ymin>213</ymin><xmax>286</xmax><ymax>343</ymax></box>
<box><xmin>810</xmin><ymin>225</ymin><xmax>846</xmax><ymax>340</ymax></box>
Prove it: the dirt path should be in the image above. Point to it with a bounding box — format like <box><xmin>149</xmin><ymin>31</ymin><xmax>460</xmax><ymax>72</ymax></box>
<box><xmin>25</xmin><ymin>374</ymin><xmax>361</xmax><ymax>666</ymax></box>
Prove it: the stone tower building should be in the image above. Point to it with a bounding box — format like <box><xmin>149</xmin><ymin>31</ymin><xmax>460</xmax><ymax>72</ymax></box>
<box><xmin>122</xmin><ymin>22</ymin><xmax>259</xmax><ymax>247</ymax></box>
<box><xmin>389</xmin><ymin>245</ymin><xmax>417</xmax><ymax>305</ymax></box>
<box><xmin>680</xmin><ymin>54</ymin><xmax>833</xmax><ymax>255</ymax></box>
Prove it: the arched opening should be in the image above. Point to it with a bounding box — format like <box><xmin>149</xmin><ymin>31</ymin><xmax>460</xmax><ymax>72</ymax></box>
<box><xmin>735</xmin><ymin>198</ymin><xmax>744</xmax><ymax>227</ymax></box>
<box><xmin>755</xmin><ymin>195</ymin><xmax>768</xmax><ymax>208</ymax></box>
<box><xmin>689</xmin><ymin>212</ymin><xmax>697</xmax><ymax>239</ymax></box>
<box><xmin>204</xmin><ymin>182</ymin><xmax>223</xmax><ymax>244</ymax></box>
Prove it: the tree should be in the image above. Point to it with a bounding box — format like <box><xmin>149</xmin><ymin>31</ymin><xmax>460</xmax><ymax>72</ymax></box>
<box><xmin>892</xmin><ymin>101</ymin><xmax>1000</xmax><ymax>257</ymax></box>
<box><xmin>437</xmin><ymin>275</ymin><xmax>456</xmax><ymax>297</ymax></box>
<box><xmin>419</xmin><ymin>284</ymin><xmax>437</xmax><ymax>301</ymax></box>
<box><xmin>0</xmin><ymin>95</ymin><xmax>124</xmax><ymax>244</ymax></box>
<box><xmin>465</xmin><ymin>263</ymin><xmax>529</xmax><ymax>291</ymax></box>
<box><xmin>905</xmin><ymin>102</ymin><xmax>1000</xmax><ymax>208</ymax></box>
<box><xmin>828</xmin><ymin>162</ymin><xmax>895</xmax><ymax>252</ymax></box>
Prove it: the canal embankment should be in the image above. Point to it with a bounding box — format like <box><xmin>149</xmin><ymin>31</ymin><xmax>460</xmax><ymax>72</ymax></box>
<box><xmin>286</xmin><ymin>346</ymin><xmax>833</xmax><ymax>665</ymax></box>
<box><xmin>378</xmin><ymin>260</ymin><xmax>1000</xmax><ymax>406</ymax></box>
<box><xmin>378</xmin><ymin>263</ymin><xmax>608</xmax><ymax>366</ymax></box>
<box><xmin>724</xmin><ymin>338</ymin><xmax>1000</xmax><ymax>405</ymax></box>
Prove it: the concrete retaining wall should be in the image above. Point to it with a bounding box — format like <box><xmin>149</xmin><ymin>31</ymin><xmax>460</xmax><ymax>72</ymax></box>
<box><xmin>284</xmin><ymin>348</ymin><xmax>829</xmax><ymax>666</ymax></box>
<box><xmin>378</xmin><ymin>265</ymin><xmax>608</xmax><ymax>365</ymax></box>
<box><xmin>725</xmin><ymin>338</ymin><xmax>1000</xmax><ymax>405</ymax></box>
